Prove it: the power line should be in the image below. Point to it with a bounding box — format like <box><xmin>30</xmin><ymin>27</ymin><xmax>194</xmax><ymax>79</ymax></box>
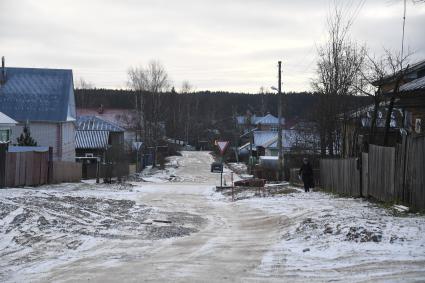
<box><xmin>401</xmin><ymin>0</ymin><xmax>407</xmax><ymax>67</ymax></box>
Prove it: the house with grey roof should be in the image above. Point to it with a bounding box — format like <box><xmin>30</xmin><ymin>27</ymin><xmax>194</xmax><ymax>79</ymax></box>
<box><xmin>0</xmin><ymin>59</ymin><xmax>76</xmax><ymax>161</ymax></box>
<box><xmin>76</xmin><ymin>107</ymin><xmax>138</xmax><ymax>149</ymax></box>
<box><xmin>236</xmin><ymin>113</ymin><xmax>285</xmax><ymax>133</ymax></box>
<box><xmin>238</xmin><ymin>128</ymin><xmax>320</xmax><ymax>157</ymax></box>
<box><xmin>340</xmin><ymin>58</ymin><xmax>425</xmax><ymax>157</ymax></box>
<box><xmin>75</xmin><ymin>115</ymin><xmax>125</xmax><ymax>159</ymax></box>
<box><xmin>395</xmin><ymin>70</ymin><xmax>425</xmax><ymax>135</ymax></box>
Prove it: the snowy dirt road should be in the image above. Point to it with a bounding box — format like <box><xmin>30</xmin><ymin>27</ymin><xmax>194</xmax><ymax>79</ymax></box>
<box><xmin>1</xmin><ymin>151</ymin><xmax>425</xmax><ymax>282</ymax></box>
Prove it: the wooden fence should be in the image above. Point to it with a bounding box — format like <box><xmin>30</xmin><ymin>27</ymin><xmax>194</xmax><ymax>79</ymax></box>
<box><xmin>0</xmin><ymin>146</ymin><xmax>82</xmax><ymax>188</ymax></box>
<box><xmin>368</xmin><ymin>145</ymin><xmax>396</xmax><ymax>202</ymax></box>
<box><xmin>319</xmin><ymin>135</ymin><xmax>425</xmax><ymax>211</ymax></box>
<box><xmin>397</xmin><ymin>135</ymin><xmax>425</xmax><ymax>211</ymax></box>
<box><xmin>4</xmin><ymin>151</ymin><xmax>50</xmax><ymax>187</ymax></box>
<box><xmin>51</xmin><ymin>161</ymin><xmax>82</xmax><ymax>184</ymax></box>
<box><xmin>320</xmin><ymin>158</ymin><xmax>361</xmax><ymax>196</ymax></box>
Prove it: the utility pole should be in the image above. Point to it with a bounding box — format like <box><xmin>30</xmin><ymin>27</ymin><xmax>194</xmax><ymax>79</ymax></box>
<box><xmin>277</xmin><ymin>61</ymin><xmax>283</xmax><ymax>181</ymax></box>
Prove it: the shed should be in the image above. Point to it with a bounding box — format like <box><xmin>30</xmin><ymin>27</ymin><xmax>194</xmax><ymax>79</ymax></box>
<box><xmin>75</xmin><ymin>116</ymin><xmax>125</xmax><ymax>158</ymax></box>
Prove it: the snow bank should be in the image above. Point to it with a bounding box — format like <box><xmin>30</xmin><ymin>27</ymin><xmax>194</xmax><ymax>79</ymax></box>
<box><xmin>237</xmin><ymin>189</ymin><xmax>425</xmax><ymax>280</ymax></box>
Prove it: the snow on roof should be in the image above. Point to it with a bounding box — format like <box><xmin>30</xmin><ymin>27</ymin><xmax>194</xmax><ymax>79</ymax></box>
<box><xmin>259</xmin><ymin>156</ymin><xmax>278</xmax><ymax>160</ymax></box>
<box><xmin>373</xmin><ymin>59</ymin><xmax>425</xmax><ymax>86</ymax></box>
<box><xmin>0</xmin><ymin>111</ymin><xmax>17</xmax><ymax>125</ymax></box>
<box><xmin>254</xmin><ymin>114</ymin><xmax>279</xmax><ymax>125</ymax></box>
<box><xmin>77</xmin><ymin>116</ymin><xmax>125</xmax><ymax>132</ymax></box>
<box><xmin>260</xmin><ymin>129</ymin><xmax>320</xmax><ymax>152</ymax></box>
<box><xmin>237</xmin><ymin>114</ymin><xmax>284</xmax><ymax>126</ymax></box>
<box><xmin>253</xmin><ymin>131</ymin><xmax>278</xmax><ymax>147</ymax></box>
<box><xmin>77</xmin><ymin>108</ymin><xmax>137</xmax><ymax>129</ymax></box>
<box><xmin>400</xmin><ymin>76</ymin><xmax>425</xmax><ymax>92</ymax></box>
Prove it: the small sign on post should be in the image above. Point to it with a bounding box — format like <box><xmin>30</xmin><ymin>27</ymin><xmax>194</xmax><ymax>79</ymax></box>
<box><xmin>217</xmin><ymin>141</ymin><xmax>229</xmax><ymax>155</ymax></box>
<box><xmin>216</xmin><ymin>141</ymin><xmax>229</xmax><ymax>188</ymax></box>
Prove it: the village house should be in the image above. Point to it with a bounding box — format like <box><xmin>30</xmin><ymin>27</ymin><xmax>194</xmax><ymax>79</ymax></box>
<box><xmin>75</xmin><ymin>115</ymin><xmax>125</xmax><ymax>159</ymax></box>
<box><xmin>396</xmin><ymin>73</ymin><xmax>425</xmax><ymax>135</ymax></box>
<box><xmin>0</xmin><ymin>58</ymin><xmax>76</xmax><ymax>161</ymax></box>
<box><xmin>236</xmin><ymin>113</ymin><xmax>284</xmax><ymax>133</ymax></box>
<box><xmin>342</xmin><ymin>102</ymin><xmax>403</xmax><ymax>156</ymax></box>
<box><xmin>77</xmin><ymin>106</ymin><xmax>138</xmax><ymax>149</ymax></box>
<box><xmin>373</xmin><ymin>59</ymin><xmax>425</xmax><ymax>137</ymax></box>
<box><xmin>342</xmin><ymin>58</ymin><xmax>425</xmax><ymax>156</ymax></box>
<box><xmin>75</xmin><ymin>115</ymin><xmax>128</xmax><ymax>179</ymax></box>
<box><xmin>238</xmin><ymin>123</ymin><xmax>320</xmax><ymax>158</ymax></box>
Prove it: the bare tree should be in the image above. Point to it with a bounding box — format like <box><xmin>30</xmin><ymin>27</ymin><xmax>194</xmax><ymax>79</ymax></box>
<box><xmin>75</xmin><ymin>77</ymin><xmax>95</xmax><ymax>89</ymax></box>
<box><xmin>180</xmin><ymin>80</ymin><xmax>195</xmax><ymax>144</ymax></box>
<box><xmin>311</xmin><ymin>4</ymin><xmax>366</xmax><ymax>156</ymax></box>
<box><xmin>356</xmin><ymin>50</ymin><xmax>411</xmax><ymax>146</ymax></box>
<box><xmin>181</xmin><ymin>80</ymin><xmax>194</xmax><ymax>94</ymax></box>
<box><xmin>127</xmin><ymin>60</ymin><xmax>171</xmax><ymax>145</ymax></box>
<box><xmin>259</xmin><ymin>86</ymin><xmax>267</xmax><ymax>116</ymax></box>
<box><xmin>378</xmin><ymin>50</ymin><xmax>411</xmax><ymax>145</ymax></box>
<box><xmin>74</xmin><ymin>77</ymin><xmax>95</xmax><ymax>108</ymax></box>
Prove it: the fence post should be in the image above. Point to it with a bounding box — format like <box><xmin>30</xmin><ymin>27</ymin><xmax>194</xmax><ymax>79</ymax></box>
<box><xmin>357</xmin><ymin>157</ymin><xmax>363</xmax><ymax>197</ymax></box>
<box><xmin>0</xmin><ymin>143</ymin><xmax>7</xmax><ymax>188</ymax></box>
<box><xmin>47</xmin><ymin>147</ymin><xmax>53</xmax><ymax>184</ymax></box>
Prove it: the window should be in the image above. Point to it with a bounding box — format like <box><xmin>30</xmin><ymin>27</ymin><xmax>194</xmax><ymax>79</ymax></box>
<box><xmin>271</xmin><ymin>125</ymin><xmax>278</xmax><ymax>132</ymax></box>
<box><xmin>0</xmin><ymin>129</ymin><xmax>10</xmax><ymax>142</ymax></box>
<box><xmin>415</xmin><ymin>118</ymin><xmax>422</xmax><ymax>134</ymax></box>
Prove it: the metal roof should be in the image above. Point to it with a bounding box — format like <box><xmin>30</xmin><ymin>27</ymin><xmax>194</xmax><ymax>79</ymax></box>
<box><xmin>254</xmin><ymin>114</ymin><xmax>279</xmax><ymax>125</ymax></box>
<box><xmin>266</xmin><ymin>131</ymin><xmax>301</xmax><ymax>149</ymax></box>
<box><xmin>373</xmin><ymin>59</ymin><xmax>425</xmax><ymax>86</ymax></box>
<box><xmin>253</xmin><ymin>131</ymin><xmax>278</xmax><ymax>147</ymax></box>
<box><xmin>237</xmin><ymin>114</ymin><xmax>284</xmax><ymax>125</ymax></box>
<box><xmin>400</xmin><ymin>76</ymin><xmax>425</xmax><ymax>92</ymax></box>
<box><xmin>252</xmin><ymin>129</ymin><xmax>320</xmax><ymax>150</ymax></box>
<box><xmin>77</xmin><ymin>116</ymin><xmax>125</xmax><ymax>132</ymax></box>
<box><xmin>0</xmin><ymin>111</ymin><xmax>17</xmax><ymax>125</ymax></box>
<box><xmin>75</xmin><ymin>130</ymin><xmax>109</xmax><ymax>149</ymax></box>
<box><xmin>0</xmin><ymin>67</ymin><xmax>74</xmax><ymax>122</ymax></box>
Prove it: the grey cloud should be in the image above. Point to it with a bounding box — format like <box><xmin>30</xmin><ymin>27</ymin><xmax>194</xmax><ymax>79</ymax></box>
<box><xmin>0</xmin><ymin>0</ymin><xmax>424</xmax><ymax>92</ymax></box>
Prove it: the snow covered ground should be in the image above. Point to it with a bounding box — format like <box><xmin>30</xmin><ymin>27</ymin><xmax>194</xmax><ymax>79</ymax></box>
<box><xmin>232</xmin><ymin>188</ymin><xmax>425</xmax><ymax>281</ymax></box>
<box><xmin>1</xmin><ymin>151</ymin><xmax>424</xmax><ymax>282</ymax></box>
<box><xmin>0</xmin><ymin>182</ymin><xmax>204</xmax><ymax>282</ymax></box>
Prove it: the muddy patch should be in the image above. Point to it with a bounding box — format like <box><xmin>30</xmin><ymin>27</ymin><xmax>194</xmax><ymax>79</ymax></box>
<box><xmin>0</xmin><ymin>190</ymin><xmax>204</xmax><ymax>281</ymax></box>
<box><xmin>216</xmin><ymin>185</ymin><xmax>300</xmax><ymax>201</ymax></box>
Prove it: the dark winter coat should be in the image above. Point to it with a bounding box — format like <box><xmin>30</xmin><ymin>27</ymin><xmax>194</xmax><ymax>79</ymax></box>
<box><xmin>299</xmin><ymin>162</ymin><xmax>314</xmax><ymax>187</ymax></box>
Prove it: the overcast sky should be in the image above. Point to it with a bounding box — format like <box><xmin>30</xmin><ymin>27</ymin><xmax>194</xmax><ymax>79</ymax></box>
<box><xmin>0</xmin><ymin>0</ymin><xmax>424</xmax><ymax>92</ymax></box>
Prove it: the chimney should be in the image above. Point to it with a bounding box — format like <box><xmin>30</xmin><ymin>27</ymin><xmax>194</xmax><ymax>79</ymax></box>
<box><xmin>1</xmin><ymin>56</ymin><xmax>5</xmax><ymax>85</ymax></box>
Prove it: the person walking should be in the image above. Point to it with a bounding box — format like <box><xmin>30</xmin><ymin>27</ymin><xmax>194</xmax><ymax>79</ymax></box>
<box><xmin>299</xmin><ymin>158</ymin><xmax>314</xmax><ymax>192</ymax></box>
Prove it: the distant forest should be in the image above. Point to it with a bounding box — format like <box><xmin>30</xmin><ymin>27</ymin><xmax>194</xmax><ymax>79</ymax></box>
<box><xmin>75</xmin><ymin>88</ymin><xmax>371</xmax><ymax>146</ymax></box>
<box><xmin>75</xmin><ymin>89</ymin><xmax>370</xmax><ymax>119</ymax></box>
